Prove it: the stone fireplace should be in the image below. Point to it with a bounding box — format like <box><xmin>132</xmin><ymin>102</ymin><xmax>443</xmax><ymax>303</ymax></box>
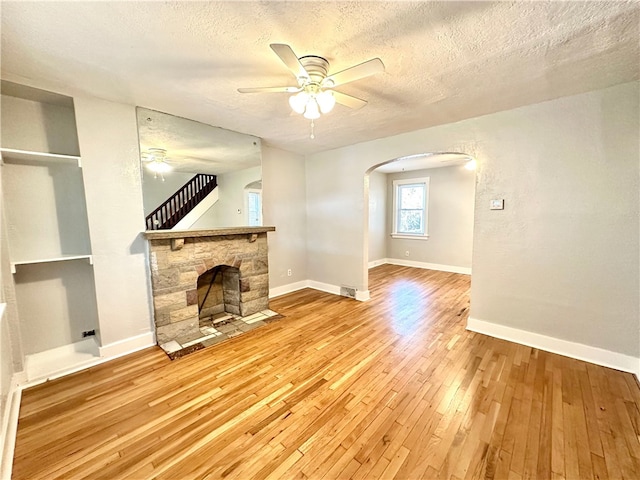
<box><xmin>144</xmin><ymin>227</ymin><xmax>275</xmax><ymax>344</ymax></box>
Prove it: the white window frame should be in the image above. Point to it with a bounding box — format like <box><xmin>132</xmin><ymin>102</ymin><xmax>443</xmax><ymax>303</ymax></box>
<box><xmin>391</xmin><ymin>177</ymin><xmax>430</xmax><ymax>239</ymax></box>
<box><xmin>245</xmin><ymin>188</ymin><xmax>262</xmax><ymax>226</ymax></box>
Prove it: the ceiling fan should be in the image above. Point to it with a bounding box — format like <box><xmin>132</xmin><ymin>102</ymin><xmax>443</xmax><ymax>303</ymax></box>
<box><xmin>141</xmin><ymin>148</ymin><xmax>174</xmax><ymax>181</ymax></box>
<box><xmin>238</xmin><ymin>44</ymin><xmax>384</xmax><ymax>127</ymax></box>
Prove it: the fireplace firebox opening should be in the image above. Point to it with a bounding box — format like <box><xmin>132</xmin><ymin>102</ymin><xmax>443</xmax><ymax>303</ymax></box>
<box><xmin>197</xmin><ymin>265</ymin><xmax>241</xmax><ymax>323</ymax></box>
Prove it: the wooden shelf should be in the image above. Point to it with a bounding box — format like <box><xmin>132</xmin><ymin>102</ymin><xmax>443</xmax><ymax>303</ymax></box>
<box><xmin>11</xmin><ymin>254</ymin><xmax>93</xmax><ymax>274</ymax></box>
<box><xmin>0</xmin><ymin>148</ymin><xmax>81</xmax><ymax>167</ymax></box>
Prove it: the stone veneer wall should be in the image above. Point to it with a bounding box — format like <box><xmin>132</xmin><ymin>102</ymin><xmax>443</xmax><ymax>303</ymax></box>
<box><xmin>148</xmin><ymin>233</ymin><xmax>269</xmax><ymax>344</ymax></box>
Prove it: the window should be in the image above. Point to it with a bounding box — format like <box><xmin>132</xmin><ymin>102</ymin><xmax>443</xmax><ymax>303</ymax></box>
<box><xmin>392</xmin><ymin>177</ymin><xmax>429</xmax><ymax>238</ymax></box>
<box><xmin>246</xmin><ymin>189</ymin><xmax>262</xmax><ymax>226</ymax></box>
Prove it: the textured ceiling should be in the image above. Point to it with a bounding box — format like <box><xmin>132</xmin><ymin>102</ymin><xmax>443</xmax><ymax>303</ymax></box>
<box><xmin>1</xmin><ymin>1</ymin><xmax>638</xmax><ymax>155</ymax></box>
<box><xmin>137</xmin><ymin>107</ymin><xmax>261</xmax><ymax>175</ymax></box>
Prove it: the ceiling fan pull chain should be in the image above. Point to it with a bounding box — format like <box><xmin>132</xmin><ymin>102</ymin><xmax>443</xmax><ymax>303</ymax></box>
<box><xmin>310</xmin><ymin>120</ymin><xmax>315</xmax><ymax>139</ymax></box>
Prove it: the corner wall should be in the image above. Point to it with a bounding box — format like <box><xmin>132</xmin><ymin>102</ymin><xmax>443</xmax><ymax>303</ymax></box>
<box><xmin>261</xmin><ymin>146</ymin><xmax>308</xmax><ymax>292</ymax></box>
<box><xmin>74</xmin><ymin>97</ymin><xmax>154</xmax><ymax>350</ymax></box>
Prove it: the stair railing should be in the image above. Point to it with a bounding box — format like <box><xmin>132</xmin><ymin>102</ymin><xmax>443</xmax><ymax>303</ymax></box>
<box><xmin>145</xmin><ymin>174</ymin><xmax>217</xmax><ymax>230</ymax></box>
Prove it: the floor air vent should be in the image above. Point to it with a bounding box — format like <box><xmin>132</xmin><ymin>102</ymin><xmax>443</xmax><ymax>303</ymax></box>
<box><xmin>340</xmin><ymin>286</ymin><xmax>357</xmax><ymax>299</ymax></box>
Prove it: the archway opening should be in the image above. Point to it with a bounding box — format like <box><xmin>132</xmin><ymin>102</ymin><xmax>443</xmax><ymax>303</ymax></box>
<box><xmin>362</xmin><ymin>152</ymin><xmax>477</xmax><ymax>296</ymax></box>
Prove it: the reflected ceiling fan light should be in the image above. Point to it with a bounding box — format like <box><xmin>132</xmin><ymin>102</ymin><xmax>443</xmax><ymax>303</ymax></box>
<box><xmin>465</xmin><ymin>159</ymin><xmax>477</xmax><ymax>171</ymax></box>
<box><xmin>289</xmin><ymin>92</ymin><xmax>308</xmax><ymax>114</ymax></box>
<box><xmin>316</xmin><ymin>90</ymin><xmax>335</xmax><ymax>114</ymax></box>
<box><xmin>143</xmin><ymin>148</ymin><xmax>173</xmax><ymax>181</ymax></box>
<box><xmin>303</xmin><ymin>98</ymin><xmax>321</xmax><ymax>120</ymax></box>
<box><xmin>147</xmin><ymin>160</ymin><xmax>172</xmax><ymax>173</ymax></box>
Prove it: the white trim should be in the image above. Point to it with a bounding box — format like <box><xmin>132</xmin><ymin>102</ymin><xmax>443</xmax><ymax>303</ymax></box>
<box><xmin>20</xmin><ymin>332</ymin><xmax>155</xmax><ymax>389</ymax></box>
<box><xmin>0</xmin><ymin>148</ymin><xmax>81</xmax><ymax>167</ymax></box>
<box><xmin>392</xmin><ymin>176</ymin><xmax>430</xmax><ymax>237</ymax></box>
<box><xmin>385</xmin><ymin>258</ymin><xmax>472</xmax><ymax>275</ymax></box>
<box><xmin>244</xmin><ymin>188</ymin><xmax>263</xmax><ymax>226</ymax></box>
<box><xmin>98</xmin><ymin>331</ymin><xmax>155</xmax><ymax>359</ymax></box>
<box><xmin>269</xmin><ymin>281</ymin><xmax>309</xmax><ymax>299</ymax></box>
<box><xmin>467</xmin><ymin>317</ymin><xmax>640</xmax><ymax>380</ymax></box>
<box><xmin>306</xmin><ymin>280</ymin><xmax>341</xmax><ymax>296</ymax></box>
<box><xmin>368</xmin><ymin>258</ymin><xmax>387</xmax><ymax>269</ymax></box>
<box><xmin>0</xmin><ymin>377</ymin><xmax>21</xmax><ymax>480</ymax></box>
<box><xmin>390</xmin><ymin>234</ymin><xmax>430</xmax><ymax>240</ymax></box>
<box><xmin>11</xmin><ymin>254</ymin><xmax>93</xmax><ymax>274</ymax></box>
<box><xmin>0</xmin><ymin>332</ymin><xmax>155</xmax><ymax>474</ymax></box>
<box><xmin>269</xmin><ymin>280</ymin><xmax>370</xmax><ymax>302</ymax></box>
<box><xmin>355</xmin><ymin>290</ymin><xmax>370</xmax><ymax>301</ymax></box>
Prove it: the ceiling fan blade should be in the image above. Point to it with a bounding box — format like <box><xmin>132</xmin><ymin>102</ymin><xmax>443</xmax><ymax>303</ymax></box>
<box><xmin>333</xmin><ymin>91</ymin><xmax>368</xmax><ymax>109</ymax></box>
<box><xmin>270</xmin><ymin>43</ymin><xmax>309</xmax><ymax>80</ymax></box>
<box><xmin>238</xmin><ymin>86</ymin><xmax>301</xmax><ymax>93</ymax></box>
<box><xmin>324</xmin><ymin>58</ymin><xmax>384</xmax><ymax>87</ymax></box>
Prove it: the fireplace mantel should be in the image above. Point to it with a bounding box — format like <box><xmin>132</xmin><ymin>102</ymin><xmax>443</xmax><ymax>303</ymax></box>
<box><xmin>144</xmin><ymin>226</ymin><xmax>275</xmax><ymax>240</ymax></box>
<box><xmin>144</xmin><ymin>226</ymin><xmax>275</xmax><ymax>344</ymax></box>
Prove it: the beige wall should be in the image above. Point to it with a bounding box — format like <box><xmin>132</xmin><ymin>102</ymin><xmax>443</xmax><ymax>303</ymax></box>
<box><xmin>385</xmin><ymin>165</ymin><xmax>475</xmax><ymax>268</ymax></box>
<box><xmin>367</xmin><ymin>170</ymin><xmax>387</xmax><ymax>264</ymax></box>
<box><xmin>0</xmin><ymin>95</ymin><xmax>79</xmax><ymax>155</ymax></box>
<box><xmin>193</xmin><ymin>166</ymin><xmax>261</xmax><ymax>228</ymax></box>
<box><xmin>3</xmin><ymin>76</ymin><xmax>637</xmax><ymax>369</ymax></box>
<box><xmin>74</xmin><ymin>96</ymin><xmax>154</xmax><ymax>346</ymax></box>
<box><xmin>469</xmin><ymin>82</ymin><xmax>639</xmax><ymax>358</ymax></box>
<box><xmin>262</xmin><ymin>146</ymin><xmax>307</xmax><ymax>288</ymax></box>
<box><xmin>306</xmin><ymin>81</ymin><xmax>639</xmax><ymax>359</ymax></box>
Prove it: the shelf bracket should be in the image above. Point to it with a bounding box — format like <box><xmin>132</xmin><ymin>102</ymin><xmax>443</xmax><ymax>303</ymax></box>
<box><xmin>171</xmin><ymin>238</ymin><xmax>185</xmax><ymax>251</ymax></box>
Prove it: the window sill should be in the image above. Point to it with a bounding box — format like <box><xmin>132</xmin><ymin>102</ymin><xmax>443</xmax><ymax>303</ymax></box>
<box><xmin>390</xmin><ymin>233</ymin><xmax>430</xmax><ymax>240</ymax></box>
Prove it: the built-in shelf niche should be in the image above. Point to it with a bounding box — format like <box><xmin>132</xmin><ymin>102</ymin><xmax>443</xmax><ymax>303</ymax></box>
<box><xmin>1</xmin><ymin>80</ymin><xmax>100</xmax><ymax>376</ymax></box>
<box><xmin>0</xmin><ymin>148</ymin><xmax>82</xmax><ymax>167</ymax></box>
<box><xmin>10</xmin><ymin>254</ymin><xmax>93</xmax><ymax>274</ymax></box>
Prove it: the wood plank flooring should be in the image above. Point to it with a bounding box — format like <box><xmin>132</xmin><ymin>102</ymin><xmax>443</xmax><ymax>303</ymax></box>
<box><xmin>12</xmin><ymin>265</ymin><xmax>640</xmax><ymax>479</ymax></box>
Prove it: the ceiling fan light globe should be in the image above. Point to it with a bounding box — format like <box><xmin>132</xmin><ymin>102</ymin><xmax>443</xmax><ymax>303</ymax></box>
<box><xmin>303</xmin><ymin>98</ymin><xmax>321</xmax><ymax>120</ymax></box>
<box><xmin>317</xmin><ymin>90</ymin><xmax>336</xmax><ymax>114</ymax></box>
<box><xmin>289</xmin><ymin>92</ymin><xmax>308</xmax><ymax>114</ymax></box>
<box><xmin>147</xmin><ymin>161</ymin><xmax>172</xmax><ymax>174</ymax></box>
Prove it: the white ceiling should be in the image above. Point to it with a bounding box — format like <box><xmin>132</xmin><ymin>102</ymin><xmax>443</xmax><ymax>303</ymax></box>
<box><xmin>1</xmin><ymin>1</ymin><xmax>638</xmax><ymax>156</ymax></box>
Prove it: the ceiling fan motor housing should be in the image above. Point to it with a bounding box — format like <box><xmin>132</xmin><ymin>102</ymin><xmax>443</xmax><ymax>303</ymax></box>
<box><xmin>298</xmin><ymin>55</ymin><xmax>330</xmax><ymax>86</ymax></box>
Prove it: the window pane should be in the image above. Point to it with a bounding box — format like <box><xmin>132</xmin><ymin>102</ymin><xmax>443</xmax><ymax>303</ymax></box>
<box><xmin>247</xmin><ymin>191</ymin><xmax>261</xmax><ymax>226</ymax></box>
<box><xmin>399</xmin><ymin>185</ymin><xmax>423</xmax><ymax>209</ymax></box>
<box><xmin>399</xmin><ymin>210</ymin><xmax>423</xmax><ymax>233</ymax></box>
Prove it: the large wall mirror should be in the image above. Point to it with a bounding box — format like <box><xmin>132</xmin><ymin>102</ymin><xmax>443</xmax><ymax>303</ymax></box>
<box><xmin>136</xmin><ymin>107</ymin><xmax>262</xmax><ymax>230</ymax></box>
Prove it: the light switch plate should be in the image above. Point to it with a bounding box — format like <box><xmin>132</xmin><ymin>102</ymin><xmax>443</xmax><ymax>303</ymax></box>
<box><xmin>490</xmin><ymin>199</ymin><xmax>504</xmax><ymax>210</ymax></box>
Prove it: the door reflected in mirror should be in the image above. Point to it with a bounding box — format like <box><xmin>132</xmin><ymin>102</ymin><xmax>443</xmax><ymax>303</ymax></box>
<box><xmin>136</xmin><ymin>107</ymin><xmax>262</xmax><ymax>230</ymax></box>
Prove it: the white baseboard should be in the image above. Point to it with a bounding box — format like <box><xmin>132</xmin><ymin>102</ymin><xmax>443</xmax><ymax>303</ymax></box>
<box><xmin>306</xmin><ymin>280</ymin><xmax>341</xmax><ymax>296</ymax></box>
<box><xmin>1</xmin><ymin>375</ymin><xmax>22</xmax><ymax>480</ymax></box>
<box><xmin>369</xmin><ymin>258</ymin><xmax>471</xmax><ymax>275</ymax></box>
<box><xmin>467</xmin><ymin>317</ymin><xmax>640</xmax><ymax>379</ymax></box>
<box><xmin>269</xmin><ymin>280</ymin><xmax>370</xmax><ymax>302</ymax></box>
<box><xmin>355</xmin><ymin>290</ymin><xmax>370</xmax><ymax>301</ymax></box>
<box><xmin>98</xmin><ymin>331</ymin><xmax>155</xmax><ymax>359</ymax></box>
<box><xmin>387</xmin><ymin>258</ymin><xmax>471</xmax><ymax>275</ymax></box>
<box><xmin>269</xmin><ymin>280</ymin><xmax>309</xmax><ymax>299</ymax></box>
<box><xmin>368</xmin><ymin>258</ymin><xmax>388</xmax><ymax>269</ymax></box>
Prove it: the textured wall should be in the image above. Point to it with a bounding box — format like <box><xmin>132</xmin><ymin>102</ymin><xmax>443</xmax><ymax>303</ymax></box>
<box><xmin>261</xmin><ymin>146</ymin><xmax>308</xmax><ymax>288</ymax></box>
<box><xmin>74</xmin><ymin>96</ymin><xmax>154</xmax><ymax>346</ymax></box>
<box><xmin>306</xmin><ymin>82</ymin><xmax>639</xmax><ymax>358</ymax></box>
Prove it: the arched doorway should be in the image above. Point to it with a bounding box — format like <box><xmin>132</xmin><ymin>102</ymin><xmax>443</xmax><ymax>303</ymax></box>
<box><xmin>361</xmin><ymin>152</ymin><xmax>477</xmax><ymax>296</ymax></box>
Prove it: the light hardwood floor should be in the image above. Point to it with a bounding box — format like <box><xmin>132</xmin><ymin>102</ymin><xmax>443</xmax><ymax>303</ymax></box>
<box><xmin>12</xmin><ymin>265</ymin><xmax>640</xmax><ymax>479</ymax></box>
